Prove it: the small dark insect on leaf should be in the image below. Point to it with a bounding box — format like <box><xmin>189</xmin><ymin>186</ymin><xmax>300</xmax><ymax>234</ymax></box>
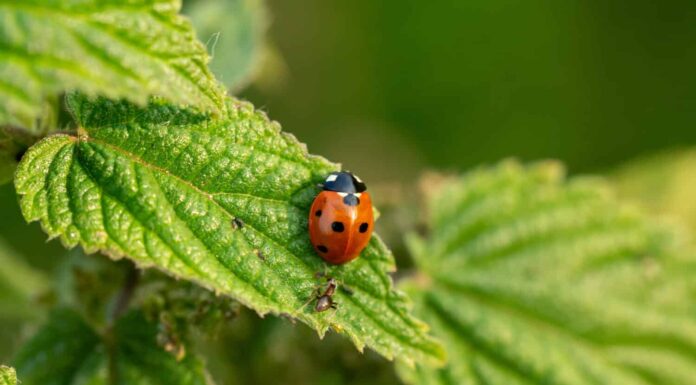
<box><xmin>255</xmin><ymin>249</ymin><xmax>265</xmax><ymax>261</ymax></box>
<box><xmin>315</xmin><ymin>277</ymin><xmax>339</xmax><ymax>312</ymax></box>
<box><xmin>232</xmin><ymin>217</ymin><xmax>244</xmax><ymax>229</ymax></box>
<box><xmin>315</xmin><ymin>296</ymin><xmax>335</xmax><ymax>312</ymax></box>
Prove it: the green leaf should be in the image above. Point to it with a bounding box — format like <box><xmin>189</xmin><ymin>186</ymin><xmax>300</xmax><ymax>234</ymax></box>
<box><xmin>184</xmin><ymin>0</ymin><xmax>268</xmax><ymax>91</ymax></box>
<box><xmin>612</xmin><ymin>148</ymin><xmax>696</xmax><ymax>237</ymax></box>
<box><xmin>0</xmin><ymin>0</ymin><xmax>225</xmax><ymax>129</ymax></box>
<box><xmin>0</xmin><ymin>366</ymin><xmax>16</xmax><ymax>385</ymax></box>
<box><xmin>397</xmin><ymin>161</ymin><xmax>696</xmax><ymax>385</ymax></box>
<box><xmin>14</xmin><ymin>95</ymin><xmax>444</xmax><ymax>366</ymax></box>
<box><xmin>14</xmin><ymin>309</ymin><xmax>210</xmax><ymax>385</ymax></box>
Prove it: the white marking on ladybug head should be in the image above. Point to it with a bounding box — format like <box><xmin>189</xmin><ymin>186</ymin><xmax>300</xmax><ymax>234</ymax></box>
<box><xmin>326</xmin><ymin>174</ymin><xmax>338</xmax><ymax>183</ymax></box>
<box><xmin>353</xmin><ymin>175</ymin><xmax>363</xmax><ymax>183</ymax></box>
<box><xmin>337</xmin><ymin>192</ymin><xmax>348</xmax><ymax>197</ymax></box>
<box><xmin>354</xmin><ymin>193</ymin><xmax>362</xmax><ymax>197</ymax></box>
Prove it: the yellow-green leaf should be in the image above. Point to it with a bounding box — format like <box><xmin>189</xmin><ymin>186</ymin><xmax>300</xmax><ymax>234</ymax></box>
<box><xmin>0</xmin><ymin>0</ymin><xmax>225</xmax><ymax>129</ymax></box>
<box><xmin>612</xmin><ymin>148</ymin><xmax>696</xmax><ymax>236</ymax></box>
<box><xmin>398</xmin><ymin>161</ymin><xmax>696</xmax><ymax>385</ymax></box>
<box><xmin>0</xmin><ymin>366</ymin><xmax>16</xmax><ymax>385</ymax></box>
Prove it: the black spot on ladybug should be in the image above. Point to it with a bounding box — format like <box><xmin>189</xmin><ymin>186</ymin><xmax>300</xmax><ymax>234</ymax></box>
<box><xmin>232</xmin><ymin>217</ymin><xmax>245</xmax><ymax>228</ymax></box>
<box><xmin>315</xmin><ymin>210</ymin><xmax>322</xmax><ymax>217</ymax></box>
<box><xmin>331</xmin><ymin>221</ymin><xmax>345</xmax><ymax>232</ymax></box>
<box><xmin>343</xmin><ymin>194</ymin><xmax>360</xmax><ymax>206</ymax></box>
<box><xmin>317</xmin><ymin>245</ymin><xmax>328</xmax><ymax>253</ymax></box>
<box><xmin>359</xmin><ymin>223</ymin><xmax>369</xmax><ymax>233</ymax></box>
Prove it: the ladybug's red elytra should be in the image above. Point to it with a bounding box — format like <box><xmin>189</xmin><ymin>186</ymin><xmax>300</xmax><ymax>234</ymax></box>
<box><xmin>308</xmin><ymin>171</ymin><xmax>374</xmax><ymax>264</ymax></box>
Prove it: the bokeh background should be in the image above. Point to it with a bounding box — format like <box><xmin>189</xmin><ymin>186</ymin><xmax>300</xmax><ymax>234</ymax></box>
<box><xmin>244</xmin><ymin>0</ymin><xmax>696</xmax><ymax>182</ymax></box>
<box><xmin>2</xmin><ymin>1</ymin><xmax>696</xmax><ymax>383</ymax></box>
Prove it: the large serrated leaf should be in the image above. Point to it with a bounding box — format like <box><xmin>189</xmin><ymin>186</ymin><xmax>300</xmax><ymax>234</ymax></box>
<box><xmin>14</xmin><ymin>95</ymin><xmax>444</xmax><ymax>366</ymax></box>
<box><xmin>13</xmin><ymin>309</ymin><xmax>210</xmax><ymax>385</ymax></box>
<box><xmin>0</xmin><ymin>0</ymin><xmax>225</xmax><ymax>129</ymax></box>
<box><xmin>0</xmin><ymin>366</ymin><xmax>16</xmax><ymax>385</ymax></box>
<box><xmin>397</xmin><ymin>161</ymin><xmax>696</xmax><ymax>385</ymax></box>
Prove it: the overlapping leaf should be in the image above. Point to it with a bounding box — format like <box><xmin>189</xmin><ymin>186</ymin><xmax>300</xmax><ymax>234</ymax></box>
<box><xmin>0</xmin><ymin>366</ymin><xmax>16</xmax><ymax>385</ymax></box>
<box><xmin>13</xmin><ymin>309</ymin><xmax>209</xmax><ymax>385</ymax></box>
<box><xmin>185</xmin><ymin>0</ymin><xmax>268</xmax><ymax>91</ymax></box>
<box><xmin>0</xmin><ymin>0</ymin><xmax>225</xmax><ymax>129</ymax></box>
<box><xmin>398</xmin><ymin>161</ymin><xmax>696</xmax><ymax>385</ymax></box>
<box><xmin>14</xmin><ymin>95</ymin><xmax>444</xmax><ymax>365</ymax></box>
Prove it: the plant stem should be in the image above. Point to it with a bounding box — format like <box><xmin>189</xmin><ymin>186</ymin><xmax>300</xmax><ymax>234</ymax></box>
<box><xmin>106</xmin><ymin>261</ymin><xmax>139</xmax><ymax>385</ymax></box>
<box><xmin>110</xmin><ymin>261</ymin><xmax>139</xmax><ymax>323</ymax></box>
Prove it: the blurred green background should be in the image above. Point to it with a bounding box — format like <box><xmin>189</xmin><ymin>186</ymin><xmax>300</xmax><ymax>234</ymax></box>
<box><xmin>244</xmin><ymin>0</ymin><xmax>696</xmax><ymax>182</ymax></box>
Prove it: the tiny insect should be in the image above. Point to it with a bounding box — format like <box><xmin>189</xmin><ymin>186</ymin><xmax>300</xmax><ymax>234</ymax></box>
<box><xmin>232</xmin><ymin>217</ymin><xmax>245</xmax><ymax>229</ymax></box>
<box><xmin>308</xmin><ymin>171</ymin><xmax>374</xmax><ymax>264</ymax></box>
<box><xmin>315</xmin><ymin>277</ymin><xmax>339</xmax><ymax>312</ymax></box>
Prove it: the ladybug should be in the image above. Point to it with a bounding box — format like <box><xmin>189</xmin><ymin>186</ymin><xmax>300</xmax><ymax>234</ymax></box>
<box><xmin>308</xmin><ymin>171</ymin><xmax>374</xmax><ymax>264</ymax></box>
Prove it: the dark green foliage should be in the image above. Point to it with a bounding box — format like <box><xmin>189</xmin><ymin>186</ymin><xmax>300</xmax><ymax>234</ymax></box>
<box><xmin>14</xmin><ymin>309</ymin><xmax>210</xmax><ymax>385</ymax></box>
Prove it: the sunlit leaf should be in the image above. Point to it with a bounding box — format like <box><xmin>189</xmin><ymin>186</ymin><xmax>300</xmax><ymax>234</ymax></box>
<box><xmin>612</xmin><ymin>148</ymin><xmax>696</xmax><ymax>237</ymax></box>
<box><xmin>0</xmin><ymin>0</ymin><xmax>225</xmax><ymax>129</ymax></box>
<box><xmin>0</xmin><ymin>366</ymin><xmax>16</xmax><ymax>385</ymax></box>
<box><xmin>398</xmin><ymin>161</ymin><xmax>696</xmax><ymax>385</ymax></box>
<box><xmin>14</xmin><ymin>95</ymin><xmax>444</xmax><ymax>366</ymax></box>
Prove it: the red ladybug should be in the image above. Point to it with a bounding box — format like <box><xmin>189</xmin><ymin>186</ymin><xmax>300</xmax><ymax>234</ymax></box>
<box><xmin>309</xmin><ymin>171</ymin><xmax>374</xmax><ymax>264</ymax></box>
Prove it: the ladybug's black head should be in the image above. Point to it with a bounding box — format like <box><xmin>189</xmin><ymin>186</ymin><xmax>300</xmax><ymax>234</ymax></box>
<box><xmin>322</xmin><ymin>171</ymin><xmax>366</xmax><ymax>193</ymax></box>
